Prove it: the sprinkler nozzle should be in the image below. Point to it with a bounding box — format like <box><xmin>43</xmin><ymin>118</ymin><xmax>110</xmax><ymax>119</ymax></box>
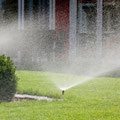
<box><xmin>62</xmin><ymin>90</ymin><xmax>64</xmax><ymax>95</ymax></box>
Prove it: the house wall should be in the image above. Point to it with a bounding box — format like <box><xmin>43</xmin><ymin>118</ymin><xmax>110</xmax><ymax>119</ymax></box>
<box><xmin>77</xmin><ymin>0</ymin><xmax>120</xmax><ymax>59</ymax></box>
<box><xmin>1</xmin><ymin>0</ymin><xmax>120</xmax><ymax>66</ymax></box>
<box><xmin>55</xmin><ymin>0</ymin><xmax>69</xmax><ymax>61</ymax></box>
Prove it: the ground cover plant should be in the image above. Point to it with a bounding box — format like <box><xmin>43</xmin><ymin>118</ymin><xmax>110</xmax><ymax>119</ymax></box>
<box><xmin>0</xmin><ymin>71</ymin><xmax>120</xmax><ymax>120</ymax></box>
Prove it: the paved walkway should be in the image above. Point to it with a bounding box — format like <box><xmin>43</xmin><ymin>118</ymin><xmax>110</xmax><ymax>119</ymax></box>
<box><xmin>15</xmin><ymin>94</ymin><xmax>53</xmax><ymax>101</ymax></box>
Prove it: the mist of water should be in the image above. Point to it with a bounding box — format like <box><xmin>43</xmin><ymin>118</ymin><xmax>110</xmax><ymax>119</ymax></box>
<box><xmin>1</xmin><ymin>4</ymin><xmax>120</xmax><ymax>92</ymax></box>
<box><xmin>48</xmin><ymin>58</ymin><xmax>120</xmax><ymax>91</ymax></box>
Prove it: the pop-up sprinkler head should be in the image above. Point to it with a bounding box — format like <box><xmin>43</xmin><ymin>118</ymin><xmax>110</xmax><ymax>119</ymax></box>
<box><xmin>62</xmin><ymin>90</ymin><xmax>64</xmax><ymax>95</ymax></box>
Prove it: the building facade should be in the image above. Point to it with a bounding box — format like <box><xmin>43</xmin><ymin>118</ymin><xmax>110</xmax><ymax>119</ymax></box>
<box><xmin>0</xmin><ymin>0</ymin><xmax>120</xmax><ymax>65</ymax></box>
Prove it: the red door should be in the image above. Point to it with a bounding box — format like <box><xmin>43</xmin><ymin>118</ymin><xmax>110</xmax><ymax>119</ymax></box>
<box><xmin>55</xmin><ymin>0</ymin><xmax>70</xmax><ymax>61</ymax></box>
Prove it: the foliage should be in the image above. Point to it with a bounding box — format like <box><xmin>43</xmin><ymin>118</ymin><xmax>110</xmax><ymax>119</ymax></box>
<box><xmin>0</xmin><ymin>55</ymin><xmax>18</xmax><ymax>102</ymax></box>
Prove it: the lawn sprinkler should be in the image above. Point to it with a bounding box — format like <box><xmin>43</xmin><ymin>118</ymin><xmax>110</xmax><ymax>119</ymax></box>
<box><xmin>62</xmin><ymin>90</ymin><xmax>64</xmax><ymax>95</ymax></box>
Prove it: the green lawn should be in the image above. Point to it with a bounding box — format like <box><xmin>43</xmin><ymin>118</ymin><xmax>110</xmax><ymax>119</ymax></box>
<box><xmin>0</xmin><ymin>70</ymin><xmax>120</xmax><ymax>120</ymax></box>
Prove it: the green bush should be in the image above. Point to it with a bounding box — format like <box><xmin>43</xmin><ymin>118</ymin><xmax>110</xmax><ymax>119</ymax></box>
<box><xmin>0</xmin><ymin>55</ymin><xmax>18</xmax><ymax>102</ymax></box>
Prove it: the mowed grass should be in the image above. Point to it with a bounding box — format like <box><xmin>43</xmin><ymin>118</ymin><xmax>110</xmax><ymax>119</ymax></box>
<box><xmin>0</xmin><ymin>70</ymin><xmax>120</xmax><ymax>120</ymax></box>
<box><xmin>16</xmin><ymin>71</ymin><xmax>61</xmax><ymax>98</ymax></box>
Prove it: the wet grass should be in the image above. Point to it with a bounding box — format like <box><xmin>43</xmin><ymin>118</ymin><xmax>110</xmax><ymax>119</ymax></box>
<box><xmin>16</xmin><ymin>71</ymin><xmax>62</xmax><ymax>98</ymax></box>
<box><xmin>0</xmin><ymin>70</ymin><xmax>120</xmax><ymax>120</ymax></box>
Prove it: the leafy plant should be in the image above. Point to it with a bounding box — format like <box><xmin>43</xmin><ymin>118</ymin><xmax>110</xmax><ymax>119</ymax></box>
<box><xmin>0</xmin><ymin>55</ymin><xmax>18</xmax><ymax>102</ymax></box>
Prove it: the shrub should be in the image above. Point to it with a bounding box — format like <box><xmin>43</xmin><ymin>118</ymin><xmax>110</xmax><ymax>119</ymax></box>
<box><xmin>0</xmin><ymin>55</ymin><xmax>18</xmax><ymax>102</ymax></box>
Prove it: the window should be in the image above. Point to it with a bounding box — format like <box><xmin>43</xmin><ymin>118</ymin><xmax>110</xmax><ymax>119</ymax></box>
<box><xmin>103</xmin><ymin>4</ymin><xmax>118</xmax><ymax>33</ymax></box>
<box><xmin>78</xmin><ymin>3</ymin><xmax>97</xmax><ymax>33</ymax></box>
<box><xmin>78</xmin><ymin>1</ymin><xmax>119</xmax><ymax>34</ymax></box>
